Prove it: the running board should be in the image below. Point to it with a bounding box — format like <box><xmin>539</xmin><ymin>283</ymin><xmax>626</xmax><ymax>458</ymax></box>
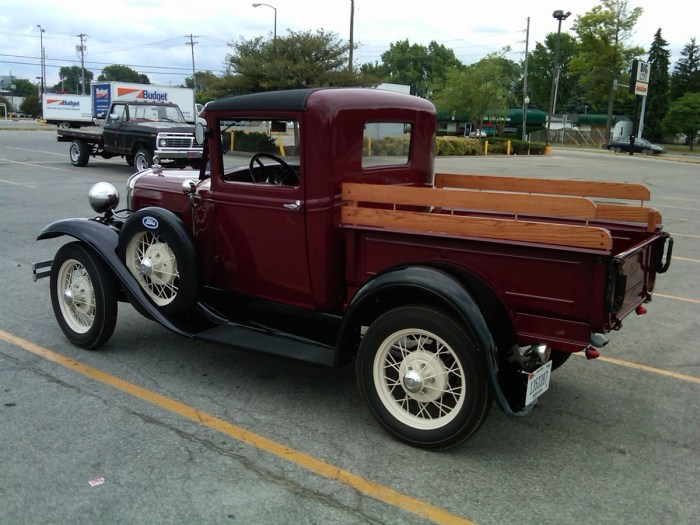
<box><xmin>195</xmin><ymin>323</ymin><xmax>336</xmax><ymax>367</ymax></box>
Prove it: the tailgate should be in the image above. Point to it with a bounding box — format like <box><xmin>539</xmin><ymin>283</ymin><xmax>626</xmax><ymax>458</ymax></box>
<box><xmin>606</xmin><ymin>231</ymin><xmax>673</xmax><ymax>323</ymax></box>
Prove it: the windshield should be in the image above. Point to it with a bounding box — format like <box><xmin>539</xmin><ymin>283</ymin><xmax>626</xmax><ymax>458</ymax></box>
<box><xmin>128</xmin><ymin>103</ymin><xmax>186</xmax><ymax>123</ymax></box>
<box><xmin>216</xmin><ymin>118</ymin><xmax>301</xmax><ymax>187</ymax></box>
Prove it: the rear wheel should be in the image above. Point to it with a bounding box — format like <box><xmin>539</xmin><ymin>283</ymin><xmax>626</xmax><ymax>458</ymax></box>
<box><xmin>69</xmin><ymin>139</ymin><xmax>90</xmax><ymax>167</ymax></box>
<box><xmin>356</xmin><ymin>307</ymin><xmax>492</xmax><ymax>449</ymax></box>
<box><xmin>50</xmin><ymin>242</ymin><xmax>118</xmax><ymax>349</ymax></box>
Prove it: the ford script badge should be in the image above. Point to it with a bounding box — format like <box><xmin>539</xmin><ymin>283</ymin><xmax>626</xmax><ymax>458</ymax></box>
<box><xmin>142</xmin><ymin>216</ymin><xmax>159</xmax><ymax>229</ymax></box>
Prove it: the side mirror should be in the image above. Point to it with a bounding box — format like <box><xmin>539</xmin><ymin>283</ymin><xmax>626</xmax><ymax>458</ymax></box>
<box><xmin>194</xmin><ymin>121</ymin><xmax>206</xmax><ymax>145</ymax></box>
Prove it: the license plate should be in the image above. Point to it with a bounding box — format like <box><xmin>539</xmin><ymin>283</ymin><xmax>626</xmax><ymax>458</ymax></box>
<box><xmin>187</xmin><ymin>151</ymin><xmax>200</xmax><ymax>158</ymax></box>
<box><xmin>525</xmin><ymin>360</ymin><xmax>552</xmax><ymax>406</ymax></box>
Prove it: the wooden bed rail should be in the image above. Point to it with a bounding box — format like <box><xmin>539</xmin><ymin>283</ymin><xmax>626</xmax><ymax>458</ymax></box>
<box><xmin>434</xmin><ymin>173</ymin><xmax>660</xmax><ymax>231</ymax></box>
<box><xmin>342</xmin><ymin>182</ymin><xmax>598</xmax><ymax>219</ymax></box>
<box><xmin>341</xmin><ymin>182</ymin><xmax>613</xmax><ymax>251</ymax></box>
<box><xmin>434</xmin><ymin>173</ymin><xmax>651</xmax><ymax>201</ymax></box>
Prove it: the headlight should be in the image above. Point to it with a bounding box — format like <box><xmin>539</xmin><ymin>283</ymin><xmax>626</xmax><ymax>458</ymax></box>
<box><xmin>88</xmin><ymin>182</ymin><xmax>119</xmax><ymax>213</ymax></box>
<box><xmin>158</xmin><ymin>138</ymin><xmax>168</xmax><ymax>147</ymax></box>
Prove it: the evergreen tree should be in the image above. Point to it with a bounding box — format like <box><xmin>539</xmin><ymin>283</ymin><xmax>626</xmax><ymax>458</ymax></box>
<box><xmin>670</xmin><ymin>38</ymin><xmax>700</xmax><ymax>99</ymax></box>
<box><xmin>644</xmin><ymin>29</ymin><xmax>671</xmax><ymax>142</ymax></box>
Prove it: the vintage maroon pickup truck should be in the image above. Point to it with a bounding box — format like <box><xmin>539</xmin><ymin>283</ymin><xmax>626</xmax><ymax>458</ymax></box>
<box><xmin>33</xmin><ymin>87</ymin><xmax>672</xmax><ymax>448</ymax></box>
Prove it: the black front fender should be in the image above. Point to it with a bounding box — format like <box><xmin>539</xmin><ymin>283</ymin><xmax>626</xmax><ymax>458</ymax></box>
<box><xmin>38</xmin><ymin>218</ymin><xmax>188</xmax><ymax>336</ymax></box>
<box><xmin>343</xmin><ymin>265</ymin><xmax>531</xmax><ymax>417</ymax></box>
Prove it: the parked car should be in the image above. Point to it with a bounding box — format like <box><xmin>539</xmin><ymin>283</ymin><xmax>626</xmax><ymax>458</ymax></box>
<box><xmin>468</xmin><ymin>129</ymin><xmax>487</xmax><ymax>138</ymax></box>
<box><xmin>605</xmin><ymin>136</ymin><xmax>665</xmax><ymax>154</ymax></box>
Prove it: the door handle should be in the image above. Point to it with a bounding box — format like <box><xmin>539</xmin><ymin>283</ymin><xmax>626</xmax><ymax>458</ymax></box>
<box><xmin>283</xmin><ymin>200</ymin><xmax>301</xmax><ymax>210</ymax></box>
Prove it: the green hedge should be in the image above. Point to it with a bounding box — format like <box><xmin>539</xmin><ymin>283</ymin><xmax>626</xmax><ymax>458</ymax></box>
<box><xmin>434</xmin><ymin>136</ymin><xmax>547</xmax><ymax>156</ymax></box>
<box><xmin>222</xmin><ymin>131</ymin><xmax>277</xmax><ymax>153</ymax></box>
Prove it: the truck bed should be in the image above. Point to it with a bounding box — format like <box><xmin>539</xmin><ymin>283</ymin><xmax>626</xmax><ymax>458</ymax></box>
<box><xmin>340</xmin><ymin>174</ymin><xmax>670</xmax><ymax>352</ymax></box>
<box><xmin>56</xmin><ymin>127</ymin><xmax>105</xmax><ymax>144</ymax></box>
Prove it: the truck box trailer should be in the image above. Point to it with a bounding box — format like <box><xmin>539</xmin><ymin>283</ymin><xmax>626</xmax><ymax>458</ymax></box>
<box><xmin>91</xmin><ymin>82</ymin><xmax>197</xmax><ymax>122</ymax></box>
<box><xmin>41</xmin><ymin>94</ymin><xmax>93</xmax><ymax>129</ymax></box>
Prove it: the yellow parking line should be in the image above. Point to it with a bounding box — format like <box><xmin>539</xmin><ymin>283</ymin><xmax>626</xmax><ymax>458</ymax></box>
<box><xmin>668</xmin><ymin>232</ymin><xmax>700</xmax><ymax>238</ymax></box>
<box><xmin>655</xmin><ymin>293</ymin><xmax>700</xmax><ymax>304</ymax></box>
<box><xmin>573</xmin><ymin>351</ymin><xmax>700</xmax><ymax>384</ymax></box>
<box><xmin>0</xmin><ymin>330</ymin><xmax>474</xmax><ymax>525</ymax></box>
<box><xmin>595</xmin><ymin>355</ymin><xmax>700</xmax><ymax>385</ymax></box>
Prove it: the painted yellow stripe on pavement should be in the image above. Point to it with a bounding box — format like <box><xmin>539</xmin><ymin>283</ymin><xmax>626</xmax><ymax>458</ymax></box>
<box><xmin>596</xmin><ymin>355</ymin><xmax>700</xmax><ymax>385</ymax></box>
<box><xmin>0</xmin><ymin>329</ymin><xmax>474</xmax><ymax>525</ymax></box>
<box><xmin>573</xmin><ymin>351</ymin><xmax>700</xmax><ymax>385</ymax></box>
<box><xmin>655</xmin><ymin>293</ymin><xmax>700</xmax><ymax>304</ymax></box>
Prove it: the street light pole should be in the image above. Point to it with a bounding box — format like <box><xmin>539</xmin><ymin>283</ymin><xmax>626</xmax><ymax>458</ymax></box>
<box><xmin>545</xmin><ymin>10</ymin><xmax>571</xmax><ymax>146</ymax></box>
<box><xmin>349</xmin><ymin>0</ymin><xmax>355</xmax><ymax>71</ymax></box>
<box><xmin>36</xmin><ymin>25</ymin><xmax>45</xmax><ymax>98</ymax></box>
<box><xmin>522</xmin><ymin>16</ymin><xmax>530</xmax><ymax>141</ymax></box>
<box><xmin>252</xmin><ymin>3</ymin><xmax>277</xmax><ymax>41</ymax></box>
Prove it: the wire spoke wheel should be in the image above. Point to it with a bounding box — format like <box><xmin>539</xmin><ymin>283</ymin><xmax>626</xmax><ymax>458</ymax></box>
<box><xmin>50</xmin><ymin>242</ymin><xmax>118</xmax><ymax>349</ymax></box>
<box><xmin>375</xmin><ymin>329</ymin><xmax>465</xmax><ymax>429</ymax></box>
<box><xmin>125</xmin><ymin>231</ymin><xmax>179</xmax><ymax>306</ymax></box>
<box><xmin>118</xmin><ymin>208</ymin><xmax>200</xmax><ymax>318</ymax></box>
<box><xmin>57</xmin><ymin>258</ymin><xmax>96</xmax><ymax>333</ymax></box>
<box><xmin>357</xmin><ymin>307</ymin><xmax>491</xmax><ymax>449</ymax></box>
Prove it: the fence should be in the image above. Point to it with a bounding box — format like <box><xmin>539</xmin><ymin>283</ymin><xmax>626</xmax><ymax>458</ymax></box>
<box><xmin>529</xmin><ymin>128</ymin><xmax>608</xmax><ymax>147</ymax></box>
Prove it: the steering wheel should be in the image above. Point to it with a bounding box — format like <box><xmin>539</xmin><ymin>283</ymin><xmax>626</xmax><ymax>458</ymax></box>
<box><xmin>248</xmin><ymin>152</ymin><xmax>299</xmax><ymax>186</ymax></box>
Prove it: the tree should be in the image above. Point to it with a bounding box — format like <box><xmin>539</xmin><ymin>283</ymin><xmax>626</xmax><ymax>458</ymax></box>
<box><xmin>662</xmin><ymin>92</ymin><xmax>700</xmax><ymax>150</ymax></box>
<box><xmin>98</xmin><ymin>65</ymin><xmax>149</xmax><ymax>84</ymax></box>
<box><xmin>569</xmin><ymin>0</ymin><xmax>644</xmax><ymax>139</ymax></box>
<box><xmin>185</xmin><ymin>70</ymin><xmax>230</xmax><ymax>104</ymax></box>
<box><xmin>644</xmin><ymin>29</ymin><xmax>671</xmax><ymax>142</ymax></box>
<box><xmin>527</xmin><ymin>33</ymin><xmax>579</xmax><ymax>111</ymax></box>
<box><xmin>224</xmin><ymin>29</ymin><xmax>367</xmax><ymax>95</ymax></box>
<box><xmin>53</xmin><ymin>66</ymin><xmax>94</xmax><ymax>94</ymax></box>
<box><xmin>8</xmin><ymin>78</ymin><xmax>37</xmax><ymax>97</ymax></box>
<box><xmin>20</xmin><ymin>93</ymin><xmax>40</xmax><ymax>117</ymax></box>
<box><xmin>670</xmin><ymin>38</ymin><xmax>700</xmax><ymax>99</ymax></box>
<box><xmin>436</xmin><ymin>53</ymin><xmax>517</xmax><ymax>135</ymax></box>
<box><xmin>377</xmin><ymin>40</ymin><xmax>463</xmax><ymax>99</ymax></box>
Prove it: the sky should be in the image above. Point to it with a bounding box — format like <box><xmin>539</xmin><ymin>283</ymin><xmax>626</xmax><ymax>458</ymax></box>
<box><xmin>1</xmin><ymin>0</ymin><xmax>697</xmax><ymax>90</ymax></box>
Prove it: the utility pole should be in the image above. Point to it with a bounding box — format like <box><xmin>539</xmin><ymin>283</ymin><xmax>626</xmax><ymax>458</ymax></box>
<box><xmin>186</xmin><ymin>34</ymin><xmax>199</xmax><ymax>120</ymax></box>
<box><xmin>36</xmin><ymin>25</ymin><xmax>45</xmax><ymax>99</ymax></box>
<box><xmin>76</xmin><ymin>33</ymin><xmax>88</xmax><ymax>95</ymax></box>
<box><xmin>348</xmin><ymin>0</ymin><xmax>354</xmax><ymax>71</ymax></box>
<box><xmin>522</xmin><ymin>16</ymin><xmax>530</xmax><ymax>141</ymax></box>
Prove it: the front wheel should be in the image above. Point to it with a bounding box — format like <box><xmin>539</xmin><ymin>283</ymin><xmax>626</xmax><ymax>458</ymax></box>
<box><xmin>50</xmin><ymin>242</ymin><xmax>118</xmax><ymax>349</ymax></box>
<box><xmin>133</xmin><ymin>147</ymin><xmax>153</xmax><ymax>171</ymax></box>
<box><xmin>118</xmin><ymin>208</ymin><xmax>199</xmax><ymax>318</ymax></box>
<box><xmin>356</xmin><ymin>307</ymin><xmax>492</xmax><ymax>449</ymax></box>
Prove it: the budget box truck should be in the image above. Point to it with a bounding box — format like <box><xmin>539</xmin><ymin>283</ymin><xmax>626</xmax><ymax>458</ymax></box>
<box><xmin>42</xmin><ymin>94</ymin><xmax>93</xmax><ymax>129</ymax></box>
<box><xmin>91</xmin><ymin>82</ymin><xmax>197</xmax><ymax>122</ymax></box>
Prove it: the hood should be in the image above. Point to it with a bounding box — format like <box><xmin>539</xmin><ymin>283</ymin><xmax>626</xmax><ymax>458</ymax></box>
<box><xmin>124</xmin><ymin>121</ymin><xmax>195</xmax><ymax>134</ymax></box>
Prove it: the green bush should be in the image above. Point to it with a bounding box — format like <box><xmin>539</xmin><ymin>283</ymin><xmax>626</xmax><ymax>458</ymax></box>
<box><xmin>222</xmin><ymin>130</ymin><xmax>277</xmax><ymax>153</ymax></box>
<box><xmin>434</xmin><ymin>136</ymin><xmax>484</xmax><ymax>156</ymax></box>
<box><xmin>369</xmin><ymin>136</ymin><xmax>410</xmax><ymax>156</ymax></box>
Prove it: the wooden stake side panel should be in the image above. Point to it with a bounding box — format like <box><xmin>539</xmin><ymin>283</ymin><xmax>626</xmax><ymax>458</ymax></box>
<box><xmin>433</xmin><ymin>172</ymin><xmax>660</xmax><ymax>231</ymax></box>
<box><xmin>340</xmin><ymin>206</ymin><xmax>613</xmax><ymax>251</ymax></box>
<box><xmin>594</xmin><ymin>203</ymin><xmax>661</xmax><ymax>232</ymax></box>
<box><xmin>434</xmin><ymin>173</ymin><xmax>651</xmax><ymax>201</ymax></box>
<box><xmin>342</xmin><ymin>182</ymin><xmax>598</xmax><ymax>220</ymax></box>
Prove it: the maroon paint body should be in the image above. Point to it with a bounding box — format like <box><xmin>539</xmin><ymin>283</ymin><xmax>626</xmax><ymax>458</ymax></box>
<box><xmin>130</xmin><ymin>87</ymin><xmax>665</xmax><ymax>354</ymax></box>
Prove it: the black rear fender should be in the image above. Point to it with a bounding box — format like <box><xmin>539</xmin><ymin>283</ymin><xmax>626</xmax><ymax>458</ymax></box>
<box><xmin>339</xmin><ymin>266</ymin><xmax>531</xmax><ymax>417</ymax></box>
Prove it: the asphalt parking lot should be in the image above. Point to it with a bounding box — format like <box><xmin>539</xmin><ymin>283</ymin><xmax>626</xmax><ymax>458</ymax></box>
<box><xmin>1</xmin><ymin>128</ymin><xmax>698</xmax><ymax>524</ymax></box>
